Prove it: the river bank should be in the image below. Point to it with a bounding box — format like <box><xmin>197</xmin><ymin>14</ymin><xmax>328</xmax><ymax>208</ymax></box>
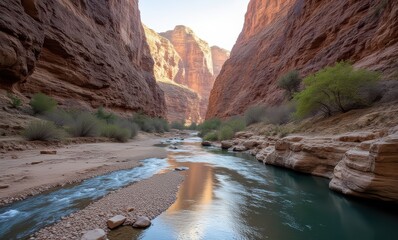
<box><xmin>0</xmin><ymin>132</ymin><xmax>179</xmax><ymax>206</ymax></box>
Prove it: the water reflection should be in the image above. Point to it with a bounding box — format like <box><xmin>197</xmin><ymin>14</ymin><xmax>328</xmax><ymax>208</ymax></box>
<box><xmin>110</xmin><ymin>139</ymin><xmax>398</xmax><ymax>240</ymax></box>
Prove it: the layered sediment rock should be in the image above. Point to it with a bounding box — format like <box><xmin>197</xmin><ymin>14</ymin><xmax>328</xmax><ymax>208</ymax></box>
<box><xmin>330</xmin><ymin>134</ymin><xmax>398</xmax><ymax>202</ymax></box>
<box><xmin>0</xmin><ymin>0</ymin><xmax>165</xmax><ymax>116</ymax></box>
<box><xmin>220</xmin><ymin>129</ymin><xmax>398</xmax><ymax>202</ymax></box>
<box><xmin>145</xmin><ymin>25</ymin><xmax>229</xmax><ymax>122</ymax></box>
<box><xmin>161</xmin><ymin>26</ymin><xmax>229</xmax><ymax>118</ymax></box>
<box><xmin>207</xmin><ymin>0</ymin><xmax>398</xmax><ymax>118</ymax></box>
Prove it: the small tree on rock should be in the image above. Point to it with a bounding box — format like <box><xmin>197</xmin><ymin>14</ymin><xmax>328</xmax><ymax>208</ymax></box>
<box><xmin>277</xmin><ymin>70</ymin><xmax>302</xmax><ymax>99</ymax></box>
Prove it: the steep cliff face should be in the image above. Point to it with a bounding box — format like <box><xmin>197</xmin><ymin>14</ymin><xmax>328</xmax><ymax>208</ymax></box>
<box><xmin>161</xmin><ymin>26</ymin><xmax>229</xmax><ymax>118</ymax></box>
<box><xmin>0</xmin><ymin>0</ymin><xmax>165</xmax><ymax>116</ymax></box>
<box><xmin>207</xmin><ymin>0</ymin><xmax>398</xmax><ymax>118</ymax></box>
<box><xmin>144</xmin><ymin>25</ymin><xmax>229</xmax><ymax>122</ymax></box>
<box><xmin>144</xmin><ymin>26</ymin><xmax>200</xmax><ymax>123</ymax></box>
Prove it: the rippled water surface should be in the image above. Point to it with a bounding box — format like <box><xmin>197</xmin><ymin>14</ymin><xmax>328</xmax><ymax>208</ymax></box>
<box><xmin>111</xmin><ymin>137</ymin><xmax>398</xmax><ymax>240</ymax></box>
<box><xmin>0</xmin><ymin>158</ymin><xmax>169</xmax><ymax>240</ymax></box>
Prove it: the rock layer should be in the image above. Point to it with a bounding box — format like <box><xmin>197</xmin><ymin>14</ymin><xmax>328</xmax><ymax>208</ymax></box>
<box><xmin>221</xmin><ymin>129</ymin><xmax>398</xmax><ymax>202</ymax></box>
<box><xmin>207</xmin><ymin>0</ymin><xmax>398</xmax><ymax>118</ymax></box>
<box><xmin>0</xmin><ymin>0</ymin><xmax>165</xmax><ymax>116</ymax></box>
<box><xmin>161</xmin><ymin>26</ymin><xmax>229</xmax><ymax>119</ymax></box>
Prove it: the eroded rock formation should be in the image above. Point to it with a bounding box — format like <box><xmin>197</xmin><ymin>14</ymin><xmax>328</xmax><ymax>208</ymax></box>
<box><xmin>145</xmin><ymin>25</ymin><xmax>229</xmax><ymax>122</ymax></box>
<box><xmin>0</xmin><ymin>0</ymin><xmax>165</xmax><ymax>116</ymax></box>
<box><xmin>207</xmin><ymin>0</ymin><xmax>398</xmax><ymax>118</ymax></box>
<box><xmin>218</xmin><ymin>129</ymin><xmax>398</xmax><ymax>202</ymax></box>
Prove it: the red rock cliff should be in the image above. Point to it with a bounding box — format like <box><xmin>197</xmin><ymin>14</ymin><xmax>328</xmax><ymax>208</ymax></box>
<box><xmin>161</xmin><ymin>26</ymin><xmax>229</xmax><ymax>119</ymax></box>
<box><xmin>144</xmin><ymin>26</ymin><xmax>201</xmax><ymax>123</ymax></box>
<box><xmin>207</xmin><ymin>0</ymin><xmax>398</xmax><ymax>119</ymax></box>
<box><xmin>0</xmin><ymin>0</ymin><xmax>165</xmax><ymax>117</ymax></box>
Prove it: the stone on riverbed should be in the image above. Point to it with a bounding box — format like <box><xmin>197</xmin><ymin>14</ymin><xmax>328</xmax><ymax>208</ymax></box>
<box><xmin>169</xmin><ymin>145</ymin><xmax>178</xmax><ymax>150</ymax></box>
<box><xmin>175</xmin><ymin>167</ymin><xmax>189</xmax><ymax>171</ymax></box>
<box><xmin>221</xmin><ymin>140</ymin><xmax>233</xmax><ymax>149</ymax></box>
<box><xmin>107</xmin><ymin>215</ymin><xmax>126</xmax><ymax>229</ymax></box>
<box><xmin>132</xmin><ymin>216</ymin><xmax>151</xmax><ymax>228</ymax></box>
<box><xmin>201</xmin><ymin>141</ymin><xmax>212</xmax><ymax>146</ymax></box>
<box><xmin>81</xmin><ymin>229</ymin><xmax>107</xmax><ymax>240</ymax></box>
<box><xmin>40</xmin><ymin>150</ymin><xmax>57</xmax><ymax>155</ymax></box>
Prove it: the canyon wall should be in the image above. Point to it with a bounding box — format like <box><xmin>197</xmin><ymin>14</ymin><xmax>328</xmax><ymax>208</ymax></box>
<box><xmin>161</xmin><ymin>26</ymin><xmax>230</xmax><ymax>119</ymax></box>
<box><xmin>207</xmin><ymin>0</ymin><xmax>398</xmax><ymax>118</ymax></box>
<box><xmin>0</xmin><ymin>0</ymin><xmax>165</xmax><ymax>117</ymax></box>
<box><xmin>145</xmin><ymin>25</ymin><xmax>229</xmax><ymax>122</ymax></box>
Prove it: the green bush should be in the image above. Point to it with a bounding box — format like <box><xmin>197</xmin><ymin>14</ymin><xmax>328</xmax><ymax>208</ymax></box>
<box><xmin>277</xmin><ymin>70</ymin><xmax>301</xmax><ymax>99</ymax></box>
<box><xmin>152</xmin><ymin>118</ymin><xmax>170</xmax><ymax>132</ymax></box>
<box><xmin>30</xmin><ymin>93</ymin><xmax>57</xmax><ymax>114</ymax></box>
<box><xmin>131</xmin><ymin>113</ymin><xmax>154</xmax><ymax>132</ymax></box>
<box><xmin>7</xmin><ymin>92</ymin><xmax>22</xmax><ymax>109</ymax></box>
<box><xmin>294</xmin><ymin>62</ymin><xmax>380</xmax><ymax>118</ymax></box>
<box><xmin>198</xmin><ymin>118</ymin><xmax>222</xmax><ymax>137</ymax></box>
<box><xmin>95</xmin><ymin>107</ymin><xmax>116</xmax><ymax>124</ymax></box>
<box><xmin>43</xmin><ymin>109</ymin><xmax>74</xmax><ymax>127</ymax></box>
<box><xmin>101</xmin><ymin>124</ymin><xmax>130</xmax><ymax>142</ymax></box>
<box><xmin>23</xmin><ymin>121</ymin><xmax>64</xmax><ymax>141</ymax></box>
<box><xmin>170</xmin><ymin>120</ymin><xmax>185</xmax><ymax>130</ymax></box>
<box><xmin>203</xmin><ymin>131</ymin><xmax>218</xmax><ymax>141</ymax></box>
<box><xmin>218</xmin><ymin>126</ymin><xmax>234</xmax><ymax>140</ymax></box>
<box><xmin>244</xmin><ymin>105</ymin><xmax>267</xmax><ymax>125</ymax></box>
<box><xmin>67</xmin><ymin>113</ymin><xmax>100</xmax><ymax>137</ymax></box>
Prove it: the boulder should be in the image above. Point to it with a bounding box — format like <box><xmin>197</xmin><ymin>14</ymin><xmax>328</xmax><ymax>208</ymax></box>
<box><xmin>201</xmin><ymin>141</ymin><xmax>212</xmax><ymax>146</ymax></box>
<box><xmin>175</xmin><ymin>167</ymin><xmax>189</xmax><ymax>171</ymax></box>
<box><xmin>40</xmin><ymin>150</ymin><xmax>57</xmax><ymax>155</ymax></box>
<box><xmin>81</xmin><ymin>229</ymin><xmax>106</xmax><ymax>240</ymax></box>
<box><xmin>232</xmin><ymin>145</ymin><xmax>247</xmax><ymax>152</ymax></box>
<box><xmin>132</xmin><ymin>216</ymin><xmax>151</xmax><ymax>228</ymax></box>
<box><xmin>107</xmin><ymin>215</ymin><xmax>126</xmax><ymax>229</ymax></box>
<box><xmin>221</xmin><ymin>140</ymin><xmax>233</xmax><ymax>149</ymax></box>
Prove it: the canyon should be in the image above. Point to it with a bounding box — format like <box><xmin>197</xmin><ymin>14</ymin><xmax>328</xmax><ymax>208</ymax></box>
<box><xmin>207</xmin><ymin>0</ymin><xmax>398</xmax><ymax>118</ymax></box>
<box><xmin>145</xmin><ymin>25</ymin><xmax>229</xmax><ymax>123</ymax></box>
<box><xmin>0</xmin><ymin>0</ymin><xmax>165</xmax><ymax>116</ymax></box>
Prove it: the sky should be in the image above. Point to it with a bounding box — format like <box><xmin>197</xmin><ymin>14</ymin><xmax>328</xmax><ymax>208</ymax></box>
<box><xmin>139</xmin><ymin>0</ymin><xmax>250</xmax><ymax>50</ymax></box>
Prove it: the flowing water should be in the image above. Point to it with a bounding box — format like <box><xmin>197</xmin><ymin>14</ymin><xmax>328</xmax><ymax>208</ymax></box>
<box><xmin>109</xmin><ymin>137</ymin><xmax>398</xmax><ymax>240</ymax></box>
<box><xmin>1</xmin><ymin>137</ymin><xmax>397</xmax><ymax>240</ymax></box>
<box><xmin>0</xmin><ymin>158</ymin><xmax>169</xmax><ymax>240</ymax></box>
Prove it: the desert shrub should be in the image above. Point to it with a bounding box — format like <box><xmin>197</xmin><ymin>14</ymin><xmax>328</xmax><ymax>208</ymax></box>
<box><xmin>222</xmin><ymin>116</ymin><xmax>246</xmax><ymax>132</ymax></box>
<box><xmin>170</xmin><ymin>120</ymin><xmax>185</xmax><ymax>130</ymax></box>
<box><xmin>95</xmin><ymin>107</ymin><xmax>116</xmax><ymax>124</ymax></box>
<box><xmin>244</xmin><ymin>105</ymin><xmax>267</xmax><ymax>125</ymax></box>
<box><xmin>67</xmin><ymin>113</ymin><xmax>100</xmax><ymax>137</ymax></box>
<box><xmin>152</xmin><ymin>118</ymin><xmax>170</xmax><ymax>132</ymax></box>
<box><xmin>114</xmin><ymin>118</ymin><xmax>139</xmax><ymax>138</ymax></box>
<box><xmin>131</xmin><ymin>113</ymin><xmax>154</xmax><ymax>132</ymax></box>
<box><xmin>101</xmin><ymin>124</ymin><xmax>130</xmax><ymax>142</ymax></box>
<box><xmin>262</xmin><ymin>104</ymin><xmax>295</xmax><ymax>125</ymax></box>
<box><xmin>198</xmin><ymin>118</ymin><xmax>222</xmax><ymax>137</ymax></box>
<box><xmin>218</xmin><ymin>125</ymin><xmax>234</xmax><ymax>140</ymax></box>
<box><xmin>23</xmin><ymin>121</ymin><xmax>64</xmax><ymax>141</ymax></box>
<box><xmin>277</xmin><ymin>70</ymin><xmax>302</xmax><ymax>99</ymax></box>
<box><xmin>294</xmin><ymin>62</ymin><xmax>380</xmax><ymax>118</ymax></box>
<box><xmin>30</xmin><ymin>93</ymin><xmax>57</xmax><ymax>114</ymax></box>
<box><xmin>203</xmin><ymin>131</ymin><xmax>218</xmax><ymax>141</ymax></box>
<box><xmin>187</xmin><ymin>122</ymin><xmax>197</xmax><ymax>130</ymax></box>
<box><xmin>7</xmin><ymin>92</ymin><xmax>22</xmax><ymax>109</ymax></box>
<box><xmin>43</xmin><ymin>109</ymin><xmax>74</xmax><ymax>127</ymax></box>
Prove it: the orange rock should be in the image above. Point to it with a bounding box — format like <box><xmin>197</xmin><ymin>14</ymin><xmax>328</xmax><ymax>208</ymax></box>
<box><xmin>207</xmin><ymin>0</ymin><xmax>398</xmax><ymax>119</ymax></box>
<box><xmin>0</xmin><ymin>0</ymin><xmax>165</xmax><ymax>117</ymax></box>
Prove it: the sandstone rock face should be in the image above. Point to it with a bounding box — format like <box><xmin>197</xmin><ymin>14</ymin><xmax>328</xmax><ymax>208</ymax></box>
<box><xmin>207</xmin><ymin>0</ymin><xmax>398</xmax><ymax>118</ymax></box>
<box><xmin>161</xmin><ymin>26</ymin><xmax>230</xmax><ymax>119</ymax></box>
<box><xmin>330</xmin><ymin>134</ymin><xmax>398</xmax><ymax>202</ymax></box>
<box><xmin>0</xmin><ymin>0</ymin><xmax>165</xmax><ymax>117</ymax></box>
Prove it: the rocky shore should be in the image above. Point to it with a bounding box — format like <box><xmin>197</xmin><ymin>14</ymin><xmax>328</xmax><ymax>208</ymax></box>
<box><xmin>33</xmin><ymin>172</ymin><xmax>184</xmax><ymax>240</ymax></box>
<box><xmin>213</xmin><ymin>128</ymin><xmax>398</xmax><ymax>202</ymax></box>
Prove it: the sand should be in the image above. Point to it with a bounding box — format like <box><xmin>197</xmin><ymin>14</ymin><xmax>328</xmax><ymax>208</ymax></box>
<box><xmin>33</xmin><ymin>172</ymin><xmax>184</xmax><ymax>240</ymax></box>
<box><xmin>0</xmin><ymin>133</ymin><xmax>168</xmax><ymax>206</ymax></box>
